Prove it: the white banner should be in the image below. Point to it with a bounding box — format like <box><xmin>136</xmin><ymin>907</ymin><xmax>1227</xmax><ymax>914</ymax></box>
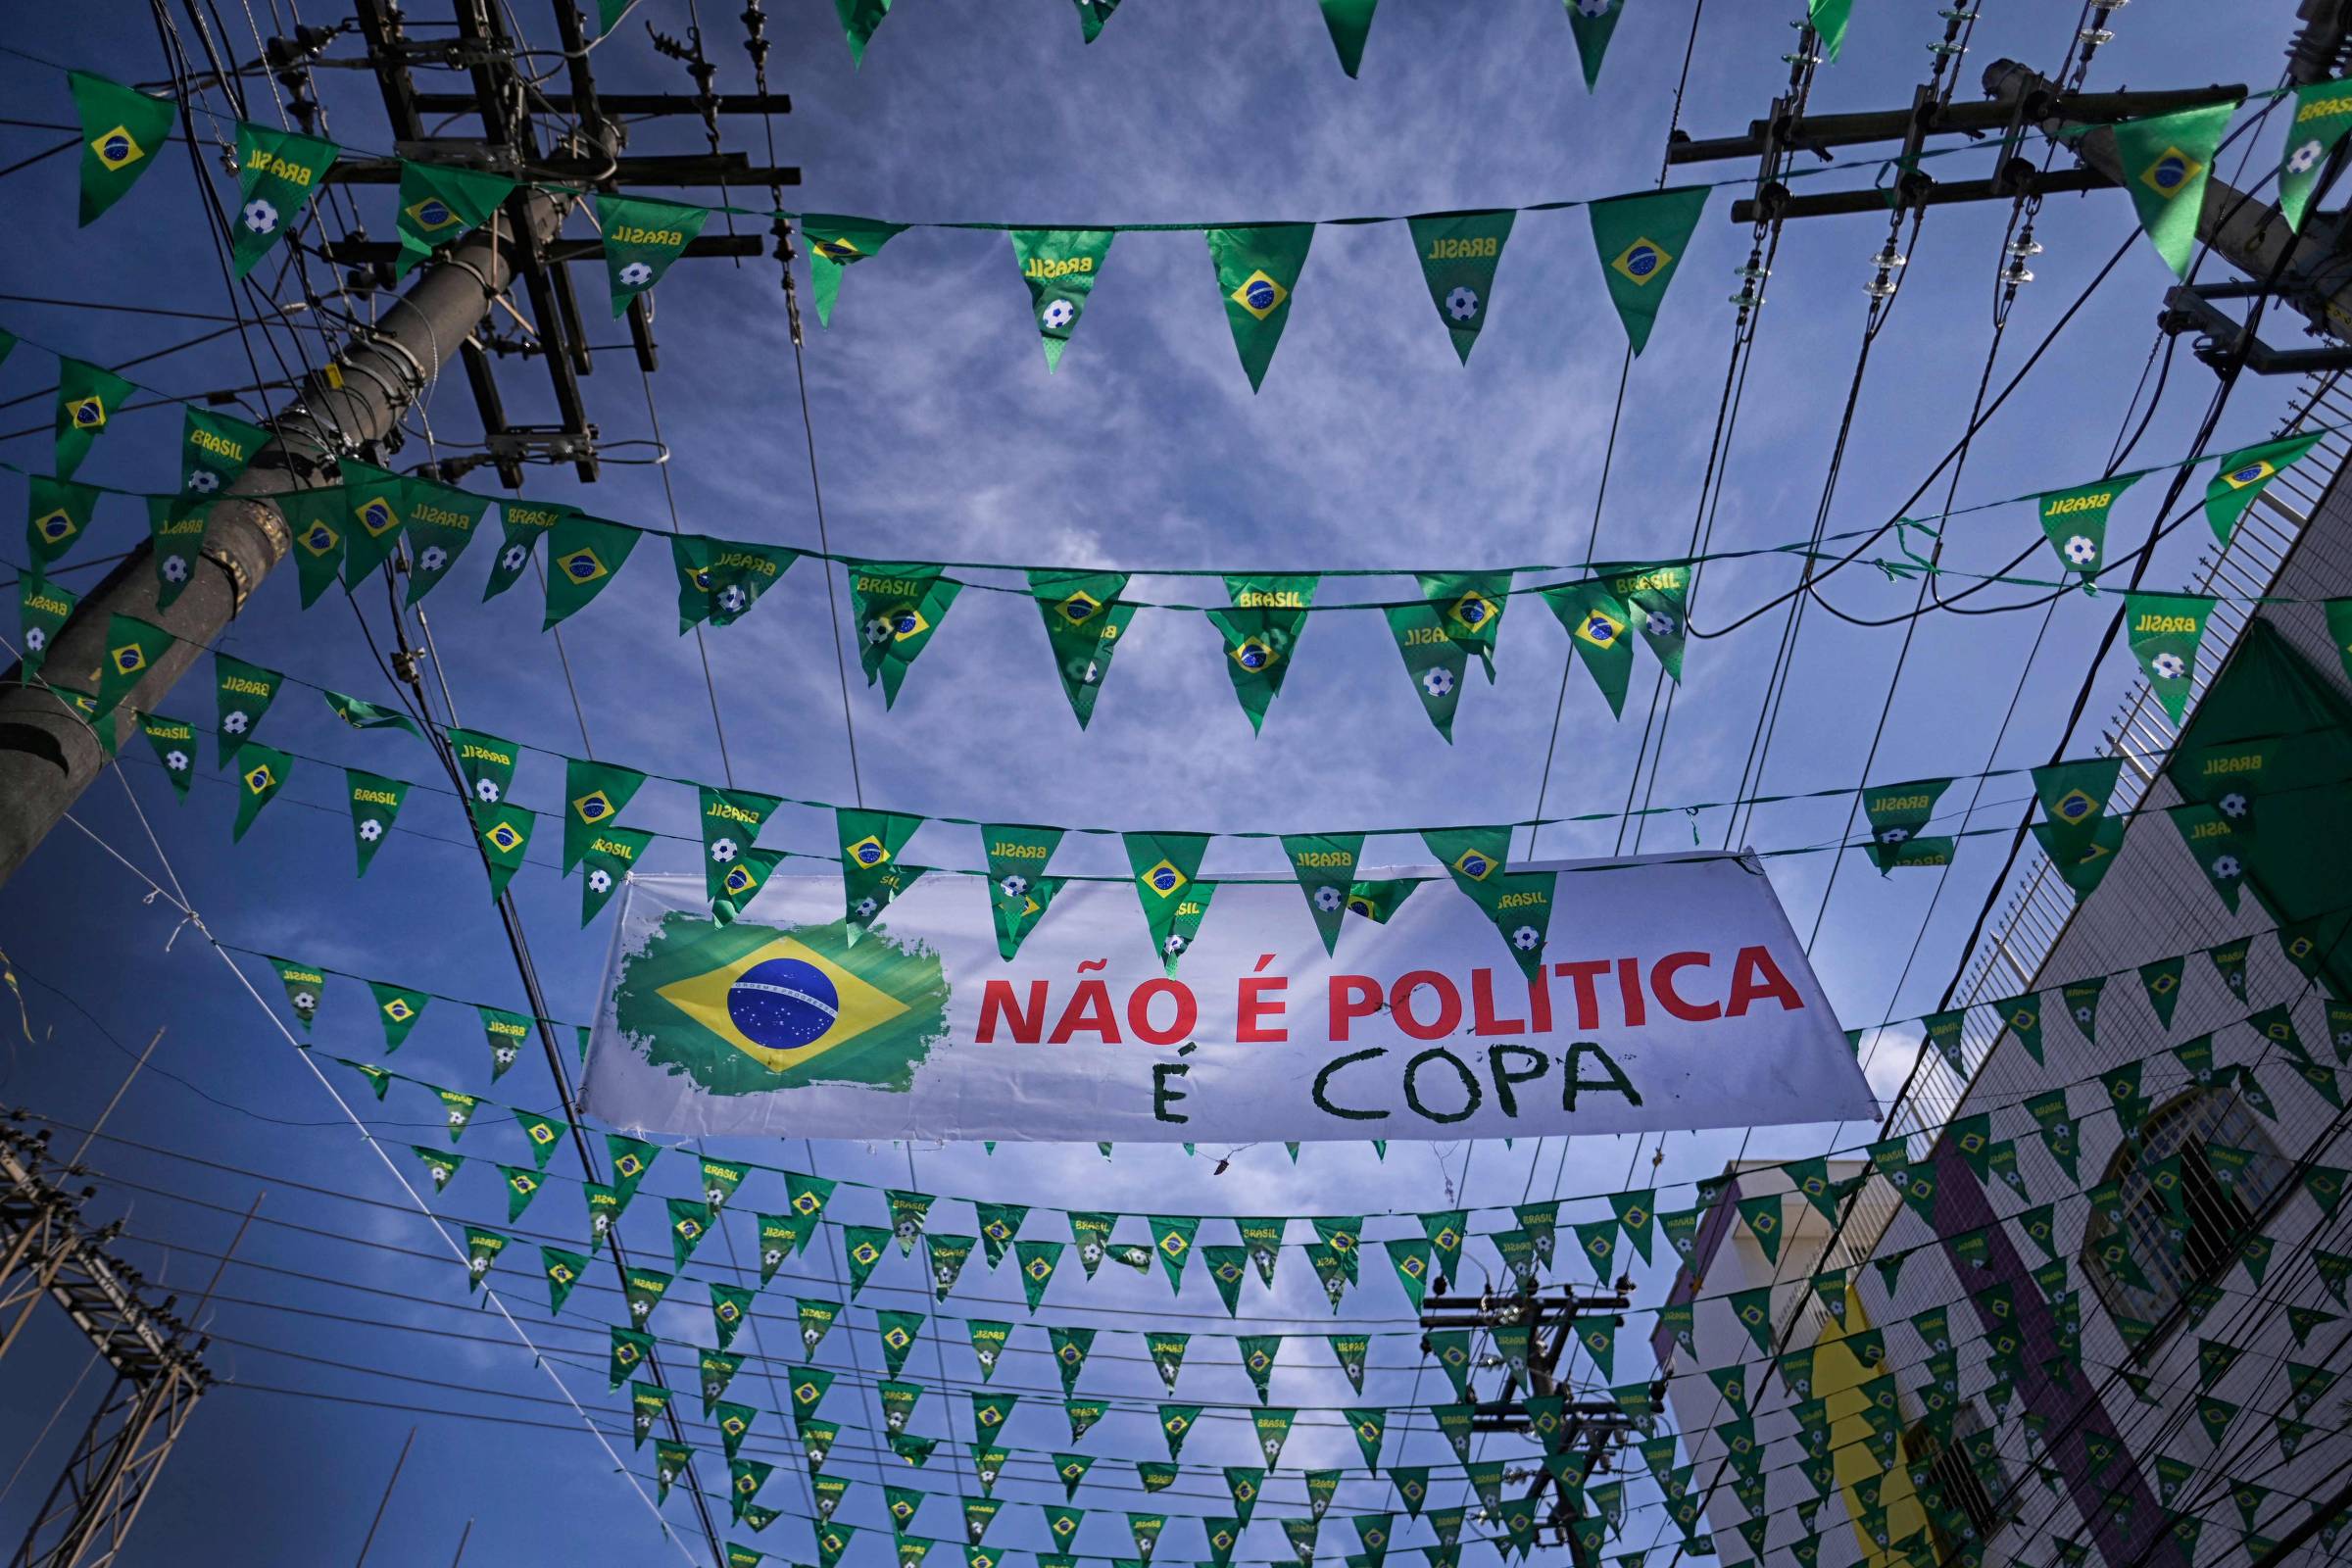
<box><xmin>581</xmin><ymin>855</ymin><xmax>1873</xmax><ymax>1143</ymax></box>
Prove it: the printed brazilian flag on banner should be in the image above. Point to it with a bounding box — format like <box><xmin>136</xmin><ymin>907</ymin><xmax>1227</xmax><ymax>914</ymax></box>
<box><xmin>610</xmin><ymin>909</ymin><xmax>951</xmax><ymax>1097</ymax></box>
<box><xmin>2035</xmin><ymin>472</ymin><xmax>2143</xmax><ymax>578</ymax></box>
<box><xmin>676</xmin><ymin>536</ymin><xmax>799</xmax><ymax>631</ymax></box>
<box><xmin>56</xmin><ymin>358</ymin><xmax>134</xmax><ymax>481</ymax></box>
<box><xmin>1588</xmin><ymin>188</ymin><xmax>1709</xmax><ymax>355</ymax></box>
<box><xmin>1406</xmin><ymin>212</ymin><xmax>1514</xmax><ymax>365</ymax></box>
<box><xmin>1029</xmin><ymin>569</ymin><xmax>1134</xmax><ymax>726</ymax></box>
<box><xmin>703</xmin><ymin>786</ymin><xmax>785</xmax><ymax>921</ymax></box>
<box><xmin>69</xmin><ymin>73</ymin><xmax>176</xmax><ymax>226</ymax></box>
<box><xmin>804</xmin><ymin>214</ymin><xmax>908</xmax><ymax>325</ymax></box>
<box><xmin>232</xmin><ymin>744</ymin><xmax>292</xmax><ymax>842</ymax></box>
<box><xmin>1603</xmin><ymin>562</ymin><xmax>1690</xmax><ymax>681</ymax></box>
<box><xmin>1205</xmin><ymin>224</ymin><xmax>1314</xmax><ymax>392</ymax></box>
<box><xmin>838</xmin><ymin>808</ymin><xmax>926</xmax><ymax>937</ymax></box>
<box><xmin>850</xmin><ymin>562</ymin><xmax>961</xmax><ymax>709</ymax></box>
<box><xmin>281</xmin><ymin>490</ymin><xmax>345</xmax><ymax>608</ymax></box>
<box><xmin>338</xmin><ymin>461</ymin><xmax>410</xmax><ymax>587</ymax></box>
<box><xmin>1124</xmin><ymin>832</ymin><xmax>1213</xmax><ymax>974</ymax></box>
<box><xmin>471</xmin><ymin>802</ymin><xmax>534</xmax><ymax>901</ymax></box>
<box><xmin>394</xmin><ymin>161</ymin><xmax>516</xmax><ymax>277</ymax></box>
<box><xmin>229</xmin><ymin>122</ymin><xmax>338</xmax><ymax>278</ymax></box>
<box><xmin>1416</xmin><ymin>572</ymin><xmax>1510</xmax><ymax>673</ymax></box>
<box><xmin>597</xmin><ymin>194</ymin><xmax>709</xmax><ymax>316</ymax></box>
<box><xmin>25</xmin><ymin>475</ymin><xmax>98</xmax><ymax>580</ymax></box>
<box><xmin>1010</xmin><ymin>231</ymin><xmax>1116</xmax><ymax>371</ymax></box>
<box><xmin>1564</xmin><ymin>0</ymin><xmax>1626</xmax><ymax>91</ymax></box>
<box><xmin>93</xmin><ymin>613</ymin><xmax>172</xmax><ymax>726</ymax></box>
<box><xmin>544</xmin><ymin>514</ymin><xmax>642</xmax><ymax>629</ymax></box>
<box><xmin>2112</xmin><ymin>99</ymin><xmax>2241</xmax><ymax>277</ymax></box>
<box><xmin>1544</xmin><ymin>580</ymin><xmax>1637</xmax><ymax>716</ymax></box>
<box><xmin>2031</xmin><ymin>757</ymin><xmax>2123</xmax><ymax>861</ymax></box>
<box><xmin>564</xmin><ymin>758</ymin><xmax>649</xmax><ymax>872</ymax></box>
<box><xmin>2205</xmin><ymin>432</ymin><xmax>2324</xmax><ymax>545</ymax></box>
<box><xmin>1208</xmin><ymin>574</ymin><xmax>1317</xmax><ymax>733</ymax></box>
<box><xmin>181</xmin><ymin>407</ymin><xmax>270</xmax><ymax>499</ymax></box>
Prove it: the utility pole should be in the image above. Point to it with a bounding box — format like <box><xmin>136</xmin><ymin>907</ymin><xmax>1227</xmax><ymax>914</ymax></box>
<box><xmin>0</xmin><ymin>2</ymin><xmax>798</xmax><ymax>891</ymax></box>
<box><xmin>0</xmin><ymin>1121</ymin><xmax>209</xmax><ymax>1568</ymax></box>
<box><xmin>1418</xmin><ymin>1278</ymin><xmax>1642</xmax><ymax>1564</ymax></box>
<box><xmin>1666</xmin><ymin>21</ymin><xmax>2352</xmax><ymax>376</ymax></box>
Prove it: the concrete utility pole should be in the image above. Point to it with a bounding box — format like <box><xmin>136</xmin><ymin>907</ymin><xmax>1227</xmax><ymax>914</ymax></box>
<box><xmin>0</xmin><ymin>190</ymin><xmax>568</xmax><ymax>889</ymax></box>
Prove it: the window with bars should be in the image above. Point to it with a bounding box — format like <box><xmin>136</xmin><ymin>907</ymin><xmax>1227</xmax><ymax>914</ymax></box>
<box><xmin>2081</xmin><ymin>1088</ymin><xmax>2288</xmax><ymax>1331</ymax></box>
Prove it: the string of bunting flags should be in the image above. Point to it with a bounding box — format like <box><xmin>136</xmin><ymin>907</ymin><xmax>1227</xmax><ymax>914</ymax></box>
<box><xmin>39</xmin><ymin>66</ymin><xmax>2349</xmax><ymax>383</ymax></box>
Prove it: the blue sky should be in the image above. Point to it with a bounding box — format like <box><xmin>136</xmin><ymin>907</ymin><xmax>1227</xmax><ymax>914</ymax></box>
<box><xmin>0</xmin><ymin>2</ymin><xmax>2313</xmax><ymax>1563</ymax></box>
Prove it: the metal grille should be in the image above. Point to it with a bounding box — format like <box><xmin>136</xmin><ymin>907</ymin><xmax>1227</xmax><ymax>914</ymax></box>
<box><xmin>2078</xmin><ymin>1087</ymin><xmax>2289</xmax><ymax>1327</ymax></box>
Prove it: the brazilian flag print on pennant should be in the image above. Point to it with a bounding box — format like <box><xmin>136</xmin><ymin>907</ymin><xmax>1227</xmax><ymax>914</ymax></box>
<box><xmin>146</xmin><ymin>496</ymin><xmax>209</xmax><ymax>611</ymax></box>
<box><xmin>1208</xmin><ymin>575</ymin><xmax>1316</xmax><ymax>732</ymax></box>
<box><xmin>1318</xmin><ymin>0</ymin><xmax>1378</xmax><ymax>75</ymax></box>
<box><xmin>1345</xmin><ymin>877</ymin><xmax>1416</xmax><ymax>924</ymax></box>
<box><xmin>280</xmin><ymin>492</ymin><xmax>344</xmax><ymax>608</ymax></box>
<box><xmin>69</xmin><ymin>73</ymin><xmax>176</xmax><ymax>226</ymax></box>
<box><xmin>1861</xmin><ymin>776</ymin><xmax>1954</xmax><ymax>871</ymax></box>
<box><xmin>1564</xmin><ymin>0</ymin><xmax>1627</xmax><ymax>91</ymax></box>
<box><xmin>804</xmin><ymin>215</ymin><xmax>908</xmax><ymax>324</ymax></box>
<box><xmin>596</xmin><ymin>194</ymin><xmax>708</xmax><ymax>315</ymax></box>
<box><xmin>2036</xmin><ymin>472</ymin><xmax>2142</xmax><ymax>577</ymax></box>
<box><xmin>1029</xmin><ymin>569</ymin><xmax>1133</xmax><ymax>725</ymax></box>
<box><xmin>1386</xmin><ymin>604</ymin><xmax>1470</xmax><ymax>740</ymax></box>
<box><xmin>231</xmin><ymin>744</ymin><xmax>292</xmax><ymax>842</ymax></box>
<box><xmin>1010</xmin><ymin>231</ymin><xmax>1115</xmax><ymax>371</ymax></box>
<box><xmin>1282</xmin><ymin>833</ymin><xmax>1364</xmax><ymax>956</ymax></box>
<box><xmin>214</xmin><ymin>656</ymin><xmax>280</xmax><ymax>763</ymax></box>
<box><xmin>346</xmin><ymin>769</ymin><xmax>408</xmax><ymax>876</ymax></box>
<box><xmin>851</xmin><ymin>562</ymin><xmax>961</xmax><ymax>708</ymax></box>
<box><xmin>2113</xmin><ymin>99</ymin><xmax>2241</xmax><ymax>277</ymax></box>
<box><xmin>93</xmin><ymin>613</ymin><xmax>172</xmax><ymax>726</ymax></box>
<box><xmin>484</xmin><ymin>497</ymin><xmax>571</xmax><ymax>601</ymax></box>
<box><xmin>839</xmin><ymin>807</ymin><xmax>925</xmax><ymax>935</ymax></box>
<box><xmin>674</xmin><ymin>534</ymin><xmax>799</xmax><ymax>631</ymax></box>
<box><xmin>564</xmin><ymin>759</ymin><xmax>648</xmax><ymax>872</ymax></box>
<box><xmin>471</xmin><ymin>803</ymin><xmax>533</xmax><ymax>901</ymax></box>
<box><xmin>1546</xmin><ymin>580</ymin><xmax>1637</xmax><ymax>716</ymax></box>
<box><xmin>1205</xmin><ymin>224</ymin><xmax>1313</xmax><ymax>392</ymax></box>
<box><xmin>2207</xmin><ymin>432</ymin><xmax>2324</xmax><ymax>544</ymax></box>
<box><xmin>2032</xmin><ymin>757</ymin><xmax>2123</xmax><ymax>859</ymax></box>
<box><xmin>55</xmin><ymin>359</ymin><xmax>134</xmax><ymax>481</ymax></box>
<box><xmin>369</xmin><ymin>980</ymin><xmax>428</xmax><ymax>1052</ymax></box>
<box><xmin>393</xmin><ymin>161</ymin><xmax>515</xmax><ymax>277</ymax></box>
<box><xmin>25</xmin><ymin>474</ymin><xmax>98</xmax><ymax>579</ymax></box>
<box><xmin>985</xmin><ymin>823</ymin><xmax>1063</xmax><ymax>961</ymax></box>
<box><xmin>1416</xmin><ymin>572</ymin><xmax>1510</xmax><ymax>672</ymax></box>
<box><xmin>2281</xmin><ymin>79</ymin><xmax>2352</xmax><ymax>229</ymax></box>
<box><xmin>543</xmin><ymin>514</ymin><xmax>641</xmax><ymax>628</ymax></box>
<box><xmin>229</xmin><ymin>122</ymin><xmax>338</xmax><ymax>278</ymax></box>
<box><xmin>337</xmin><ymin>462</ymin><xmax>409</xmax><ymax>587</ymax></box>
<box><xmin>141</xmin><ymin>712</ymin><xmax>195</xmax><ymax>799</ymax></box>
<box><xmin>181</xmin><ymin>408</ymin><xmax>270</xmax><ymax>499</ymax></box>
<box><xmin>2035</xmin><ymin>812</ymin><xmax>2125</xmax><ymax>902</ymax></box>
<box><xmin>1124</xmin><ymin>832</ymin><xmax>1212</xmax><ymax>972</ymax></box>
<box><xmin>2126</xmin><ymin>591</ymin><xmax>2213</xmax><ymax>723</ymax></box>
<box><xmin>1406</xmin><ymin>212</ymin><xmax>1514</xmax><ymax>365</ymax></box>
<box><xmin>401</xmin><ymin>479</ymin><xmax>493</xmax><ymax>605</ymax></box>
<box><xmin>2140</xmin><ymin>956</ymin><xmax>2186</xmax><ymax>1030</ymax></box>
<box><xmin>1589</xmin><ymin>188</ymin><xmax>1709</xmax><ymax>355</ymax></box>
